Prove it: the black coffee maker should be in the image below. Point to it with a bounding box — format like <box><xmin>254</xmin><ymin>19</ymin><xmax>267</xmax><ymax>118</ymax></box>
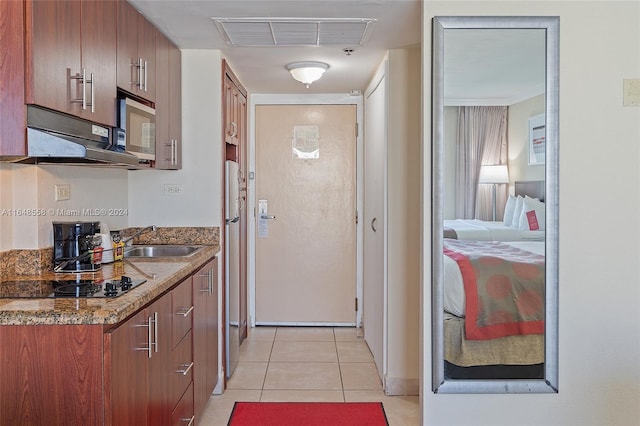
<box><xmin>53</xmin><ymin>221</ymin><xmax>101</xmax><ymax>272</ymax></box>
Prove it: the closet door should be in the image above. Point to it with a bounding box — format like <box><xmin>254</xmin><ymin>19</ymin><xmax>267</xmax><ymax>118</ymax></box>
<box><xmin>363</xmin><ymin>74</ymin><xmax>386</xmax><ymax>379</ymax></box>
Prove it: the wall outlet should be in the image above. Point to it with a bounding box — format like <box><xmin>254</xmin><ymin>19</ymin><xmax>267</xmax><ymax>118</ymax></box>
<box><xmin>164</xmin><ymin>184</ymin><xmax>184</xmax><ymax>195</ymax></box>
<box><xmin>55</xmin><ymin>184</ymin><xmax>70</xmax><ymax>201</ymax></box>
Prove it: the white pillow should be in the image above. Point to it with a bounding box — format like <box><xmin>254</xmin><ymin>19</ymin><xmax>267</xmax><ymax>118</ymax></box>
<box><xmin>511</xmin><ymin>196</ymin><xmax>524</xmax><ymax>228</ymax></box>
<box><xmin>503</xmin><ymin>195</ymin><xmax>517</xmax><ymax>226</ymax></box>
<box><xmin>518</xmin><ymin>196</ymin><xmax>546</xmax><ymax>230</ymax></box>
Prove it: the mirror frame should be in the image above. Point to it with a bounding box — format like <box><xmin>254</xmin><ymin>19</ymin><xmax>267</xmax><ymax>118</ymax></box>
<box><xmin>431</xmin><ymin>16</ymin><xmax>559</xmax><ymax>393</ymax></box>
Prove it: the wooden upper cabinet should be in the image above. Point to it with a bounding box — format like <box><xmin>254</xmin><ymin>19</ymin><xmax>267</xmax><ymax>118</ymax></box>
<box><xmin>117</xmin><ymin>0</ymin><xmax>156</xmax><ymax>102</ymax></box>
<box><xmin>0</xmin><ymin>0</ymin><xmax>27</xmax><ymax>155</ymax></box>
<box><xmin>155</xmin><ymin>30</ymin><xmax>182</xmax><ymax>170</ymax></box>
<box><xmin>224</xmin><ymin>76</ymin><xmax>238</xmax><ymax>146</ymax></box>
<box><xmin>25</xmin><ymin>0</ymin><xmax>80</xmax><ymax>115</ymax></box>
<box><xmin>24</xmin><ymin>0</ymin><xmax>117</xmax><ymax>127</ymax></box>
<box><xmin>80</xmin><ymin>0</ymin><xmax>118</xmax><ymax>126</ymax></box>
<box><xmin>168</xmin><ymin>42</ymin><xmax>182</xmax><ymax>168</ymax></box>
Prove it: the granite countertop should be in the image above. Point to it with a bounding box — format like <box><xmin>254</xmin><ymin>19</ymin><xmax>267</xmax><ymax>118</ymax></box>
<box><xmin>0</xmin><ymin>244</ymin><xmax>220</xmax><ymax>326</ymax></box>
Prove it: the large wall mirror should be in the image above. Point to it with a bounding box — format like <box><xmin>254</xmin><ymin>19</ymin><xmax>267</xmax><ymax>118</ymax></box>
<box><xmin>432</xmin><ymin>16</ymin><xmax>559</xmax><ymax>393</ymax></box>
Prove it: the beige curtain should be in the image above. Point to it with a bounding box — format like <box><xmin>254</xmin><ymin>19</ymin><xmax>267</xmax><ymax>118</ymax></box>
<box><xmin>455</xmin><ymin>106</ymin><xmax>508</xmax><ymax>220</ymax></box>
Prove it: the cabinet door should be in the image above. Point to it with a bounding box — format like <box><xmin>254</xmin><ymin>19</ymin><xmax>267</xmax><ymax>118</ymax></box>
<box><xmin>154</xmin><ymin>31</ymin><xmax>172</xmax><ymax>168</ymax></box>
<box><xmin>79</xmin><ymin>0</ymin><xmax>117</xmax><ymax>126</ymax></box>
<box><xmin>224</xmin><ymin>76</ymin><xmax>239</xmax><ymax>146</ymax></box>
<box><xmin>147</xmin><ymin>295</ymin><xmax>173</xmax><ymax>426</ymax></box>
<box><xmin>205</xmin><ymin>259</ymin><xmax>219</xmax><ymax>398</ymax></box>
<box><xmin>154</xmin><ymin>32</ymin><xmax>181</xmax><ymax>170</ymax></box>
<box><xmin>171</xmin><ymin>330</ymin><xmax>194</xmax><ymax>411</ymax></box>
<box><xmin>105</xmin><ymin>308</ymin><xmax>150</xmax><ymax>426</ymax></box>
<box><xmin>137</xmin><ymin>13</ymin><xmax>156</xmax><ymax>101</ymax></box>
<box><xmin>0</xmin><ymin>0</ymin><xmax>27</xmax><ymax>156</ymax></box>
<box><xmin>116</xmin><ymin>0</ymin><xmax>143</xmax><ymax>94</ymax></box>
<box><xmin>192</xmin><ymin>258</ymin><xmax>219</xmax><ymax>421</ymax></box>
<box><xmin>25</xmin><ymin>0</ymin><xmax>81</xmax><ymax>114</ymax></box>
<box><xmin>172</xmin><ymin>382</ymin><xmax>194</xmax><ymax>426</ymax></box>
<box><xmin>1</xmin><ymin>325</ymin><xmax>104</xmax><ymax>425</ymax></box>
<box><xmin>116</xmin><ymin>0</ymin><xmax>155</xmax><ymax>101</ymax></box>
<box><xmin>169</xmin><ymin>42</ymin><xmax>182</xmax><ymax>168</ymax></box>
<box><xmin>172</xmin><ymin>277</ymin><xmax>194</xmax><ymax>349</ymax></box>
<box><xmin>116</xmin><ymin>0</ymin><xmax>139</xmax><ymax>95</ymax></box>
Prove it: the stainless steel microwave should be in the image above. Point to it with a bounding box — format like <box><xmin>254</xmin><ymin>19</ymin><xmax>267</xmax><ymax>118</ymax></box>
<box><xmin>117</xmin><ymin>97</ymin><xmax>156</xmax><ymax>161</ymax></box>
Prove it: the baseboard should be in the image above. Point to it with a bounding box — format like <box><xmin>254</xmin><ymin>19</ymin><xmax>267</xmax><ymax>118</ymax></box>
<box><xmin>384</xmin><ymin>376</ymin><xmax>419</xmax><ymax>396</ymax></box>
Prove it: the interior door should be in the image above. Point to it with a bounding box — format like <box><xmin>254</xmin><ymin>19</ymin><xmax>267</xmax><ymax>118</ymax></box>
<box><xmin>364</xmin><ymin>76</ymin><xmax>386</xmax><ymax>378</ymax></box>
<box><xmin>255</xmin><ymin>104</ymin><xmax>357</xmax><ymax>324</ymax></box>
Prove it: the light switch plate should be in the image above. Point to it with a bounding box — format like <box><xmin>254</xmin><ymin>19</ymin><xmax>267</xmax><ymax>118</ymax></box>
<box><xmin>55</xmin><ymin>184</ymin><xmax>70</xmax><ymax>201</ymax></box>
<box><xmin>623</xmin><ymin>79</ymin><xmax>640</xmax><ymax>106</ymax></box>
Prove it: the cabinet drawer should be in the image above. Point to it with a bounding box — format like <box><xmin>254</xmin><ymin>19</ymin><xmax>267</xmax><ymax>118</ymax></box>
<box><xmin>172</xmin><ymin>381</ymin><xmax>194</xmax><ymax>426</ymax></box>
<box><xmin>171</xmin><ymin>330</ymin><xmax>193</xmax><ymax>407</ymax></box>
<box><xmin>172</xmin><ymin>278</ymin><xmax>193</xmax><ymax>349</ymax></box>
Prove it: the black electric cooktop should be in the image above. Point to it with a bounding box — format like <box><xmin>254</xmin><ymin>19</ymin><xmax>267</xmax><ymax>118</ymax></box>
<box><xmin>0</xmin><ymin>276</ymin><xmax>146</xmax><ymax>299</ymax></box>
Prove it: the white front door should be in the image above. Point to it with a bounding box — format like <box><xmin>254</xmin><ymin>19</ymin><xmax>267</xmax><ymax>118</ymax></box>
<box><xmin>255</xmin><ymin>104</ymin><xmax>357</xmax><ymax>324</ymax></box>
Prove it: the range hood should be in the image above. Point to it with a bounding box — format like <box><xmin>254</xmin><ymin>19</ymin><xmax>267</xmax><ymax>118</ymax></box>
<box><xmin>14</xmin><ymin>106</ymin><xmax>144</xmax><ymax>168</ymax></box>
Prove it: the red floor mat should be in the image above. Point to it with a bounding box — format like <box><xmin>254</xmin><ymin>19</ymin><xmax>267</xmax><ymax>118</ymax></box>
<box><xmin>227</xmin><ymin>401</ymin><xmax>389</xmax><ymax>426</ymax></box>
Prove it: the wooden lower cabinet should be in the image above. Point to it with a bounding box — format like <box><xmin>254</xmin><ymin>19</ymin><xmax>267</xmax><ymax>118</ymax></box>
<box><xmin>172</xmin><ymin>382</ymin><xmax>194</xmax><ymax>426</ymax></box>
<box><xmin>105</xmin><ymin>256</ymin><xmax>218</xmax><ymax>425</ymax></box>
<box><xmin>0</xmin><ymin>256</ymin><xmax>218</xmax><ymax>425</ymax></box>
<box><xmin>193</xmin><ymin>258</ymin><xmax>219</xmax><ymax>423</ymax></box>
<box><xmin>0</xmin><ymin>325</ymin><xmax>104</xmax><ymax>425</ymax></box>
<box><xmin>105</xmin><ymin>287</ymin><xmax>175</xmax><ymax>425</ymax></box>
<box><xmin>104</xmin><ymin>308</ymin><xmax>151</xmax><ymax>426</ymax></box>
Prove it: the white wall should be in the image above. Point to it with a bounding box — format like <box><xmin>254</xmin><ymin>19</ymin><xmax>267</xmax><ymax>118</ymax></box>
<box><xmin>0</xmin><ymin>163</ymin><xmax>11</xmax><ymax>251</ymax></box>
<box><xmin>386</xmin><ymin>48</ymin><xmax>422</xmax><ymax>391</ymax></box>
<box><xmin>128</xmin><ymin>50</ymin><xmax>223</xmax><ymax>228</ymax></box>
<box><xmin>423</xmin><ymin>2</ymin><xmax>640</xmax><ymax>425</ymax></box>
<box><xmin>0</xmin><ymin>163</ymin><xmax>128</xmax><ymax>249</ymax></box>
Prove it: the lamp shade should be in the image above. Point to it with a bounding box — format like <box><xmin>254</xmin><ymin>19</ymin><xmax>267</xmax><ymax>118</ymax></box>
<box><xmin>286</xmin><ymin>61</ymin><xmax>329</xmax><ymax>87</ymax></box>
<box><xmin>478</xmin><ymin>164</ymin><xmax>509</xmax><ymax>184</ymax></box>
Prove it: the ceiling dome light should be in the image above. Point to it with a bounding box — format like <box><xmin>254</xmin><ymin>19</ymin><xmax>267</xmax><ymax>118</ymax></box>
<box><xmin>286</xmin><ymin>61</ymin><xmax>330</xmax><ymax>88</ymax></box>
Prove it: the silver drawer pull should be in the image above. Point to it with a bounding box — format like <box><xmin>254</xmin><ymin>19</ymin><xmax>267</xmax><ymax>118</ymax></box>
<box><xmin>177</xmin><ymin>361</ymin><xmax>194</xmax><ymax>376</ymax></box>
<box><xmin>134</xmin><ymin>319</ymin><xmax>153</xmax><ymax>358</ymax></box>
<box><xmin>177</xmin><ymin>306</ymin><xmax>194</xmax><ymax>317</ymax></box>
<box><xmin>180</xmin><ymin>415</ymin><xmax>195</xmax><ymax>426</ymax></box>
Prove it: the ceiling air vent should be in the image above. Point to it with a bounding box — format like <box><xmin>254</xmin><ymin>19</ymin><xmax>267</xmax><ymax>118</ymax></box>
<box><xmin>212</xmin><ymin>17</ymin><xmax>376</xmax><ymax>47</ymax></box>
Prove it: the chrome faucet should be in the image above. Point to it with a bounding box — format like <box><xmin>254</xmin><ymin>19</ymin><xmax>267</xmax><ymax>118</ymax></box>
<box><xmin>123</xmin><ymin>225</ymin><xmax>157</xmax><ymax>245</ymax></box>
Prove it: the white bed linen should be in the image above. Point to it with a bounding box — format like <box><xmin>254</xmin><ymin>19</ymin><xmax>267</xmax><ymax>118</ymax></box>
<box><xmin>443</xmin><ymin>241</ymin><xmax>545</xmax><ymax>317</ymax></box>
<box><xmin>444</xmin><ymin>219</ymin><xmax>544</xmax><ymax>241</ymax></box>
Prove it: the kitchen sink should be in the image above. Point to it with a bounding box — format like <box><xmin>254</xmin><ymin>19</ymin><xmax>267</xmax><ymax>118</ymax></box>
<box><xmin>124</xmin><ymin>245</ymin><xmax>204</xmax><ymax>258</ymax></box>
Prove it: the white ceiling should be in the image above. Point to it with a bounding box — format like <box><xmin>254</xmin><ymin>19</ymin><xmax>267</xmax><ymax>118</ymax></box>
<box><xmin>128</xmin><ymin>1</ymin><xmax>545</xmax><ymax>101</ymax></box>
<box><xmin>128</xmin><ymin>0</ymin><xmax>421</xmax><ymax>94</ymax></box>
<box><xmin>443</xmin><ymin>29</ymin><xmax>546</xmax><ymax>106</ymax></box>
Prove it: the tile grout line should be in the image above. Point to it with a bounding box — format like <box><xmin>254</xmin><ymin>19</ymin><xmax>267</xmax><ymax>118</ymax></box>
<box><xmin>333</xmin><ymin>327</ymin><xmax>348</xmax><ymax>402</ymax></box>
<box><xmin>259</xmin><ymin>326</ymin><xmax>278</xmax><ymax>399</ymax></box>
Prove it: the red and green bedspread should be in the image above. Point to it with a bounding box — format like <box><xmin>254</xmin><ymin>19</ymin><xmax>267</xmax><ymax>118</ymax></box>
<box><xmin>444</xmin><ymin>239</ymin><xmax>545</xmax><ymax>340</ymax></box>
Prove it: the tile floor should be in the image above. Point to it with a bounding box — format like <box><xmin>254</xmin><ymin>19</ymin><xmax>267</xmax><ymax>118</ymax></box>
<box><xmin>199</xmin><ymin>326</ymin><xmax>419</xmax><ymax>425</ymax></box>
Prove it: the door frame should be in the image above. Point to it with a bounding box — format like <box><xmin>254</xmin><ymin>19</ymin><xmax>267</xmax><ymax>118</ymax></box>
<box><xmin>248</xmin><ymin>93</ymin><xmax>364</xmax><ymax>327</ymax></box>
